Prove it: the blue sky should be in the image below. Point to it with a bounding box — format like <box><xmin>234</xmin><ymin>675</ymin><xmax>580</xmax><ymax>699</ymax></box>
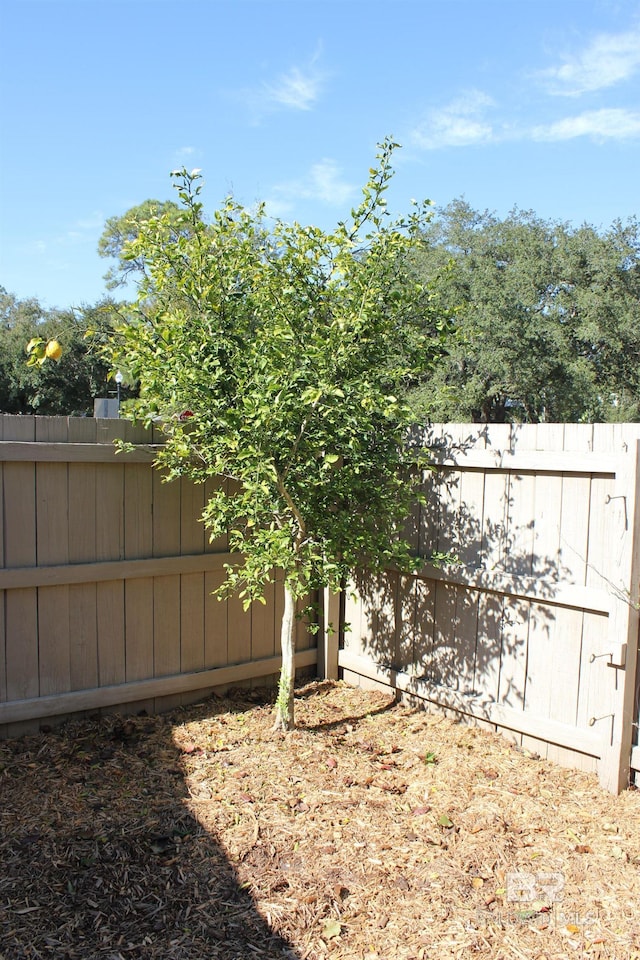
<box><xmin>1</xmin><ymin>0</ymin><xmax>639</xmax><ymax>310</ymax></box>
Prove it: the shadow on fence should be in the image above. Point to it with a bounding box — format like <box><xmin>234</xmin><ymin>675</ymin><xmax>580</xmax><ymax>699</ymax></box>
<box><xmin>352</xmin><ymin>425</ymin><xmax>572</xmax><ymax>712</ymax></box>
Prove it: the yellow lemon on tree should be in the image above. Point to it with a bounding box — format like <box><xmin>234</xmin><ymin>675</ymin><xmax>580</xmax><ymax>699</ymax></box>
<box><xmin>45</xmin><ymin>339</ymin><xmax>63</xmax><ymax>361</ymax></box>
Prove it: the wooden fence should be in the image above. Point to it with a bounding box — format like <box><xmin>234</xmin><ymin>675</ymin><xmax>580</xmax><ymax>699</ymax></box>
<box><xmin>1</xmin><ymin>417</ymin><xmax>639</xmax><ymax>793</ymax></box>
<box><xmin>0</xmin><ymin>416</ymin><xmax>317</xmax><ymax>738</ymax></box>
<box><xmin>340</xmin><ymin>423</ymin><xmax>640</xmax><ymax>793</ymax></box>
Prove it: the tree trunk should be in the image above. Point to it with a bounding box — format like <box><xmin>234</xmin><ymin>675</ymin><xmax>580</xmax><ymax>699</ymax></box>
<box><xmin>272</xmin><ymin>581</ymin><xmax>296</xmax><ymax>731</ymax></box>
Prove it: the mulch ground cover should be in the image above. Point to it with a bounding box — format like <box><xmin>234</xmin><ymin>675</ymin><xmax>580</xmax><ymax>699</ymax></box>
<box><xmin>1</xmin><ymin>680</ymin><xmax>639</xmax><ymax>960</ymax></box>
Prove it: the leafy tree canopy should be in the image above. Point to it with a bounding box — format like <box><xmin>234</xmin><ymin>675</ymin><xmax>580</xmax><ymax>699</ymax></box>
<box><xmin>410</xmin><ymin>202</ymin><xmax>640</xmax><ymax>423</ymax></box>
<box><xmin>104</xmin><ymin>140</ymin><xmax>451</xmax><ymax>728</ymax></box>
<box><xmin>0</xmin><ymin>288</ymin><xmax>120</xmax><ymax>415</ymax></box>
<box><xmin>98</xmin><ymin>198</ymin><xmax>192</xmax><ymax>289</ymax></box>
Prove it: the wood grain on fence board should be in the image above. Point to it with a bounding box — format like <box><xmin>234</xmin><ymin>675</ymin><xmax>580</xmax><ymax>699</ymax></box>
<box><xmin>412</xmin><ymin>577</ymin><xmax>435</xmax><ymax>680</ymax></box>
<box><xmin>181</xmin><ymin>573</ymin><xmax>206</xmax><ymax>673</ymax></box>
<box><xmin>251</xmin><ymin>581</ymin><xmax>276</xmax><ymax>662</ymax></box>
<box><xmin>522</xmin><ymin>425</ymin><xmax>561</xmax><ymax>759</ymax></box>
<box><xmin>153</xmin><ymin>575</ymin><xmax>181</xmax><ymax>677</ymax></box>
<box><xmin>473</xmin><ymin>591</ymin><xmax>504</xmax><ymax>710</ymax></box>
<box><xmin>152</xmin><ymin>469</ymin><xmax>181</xmax><ymax>559</ymax></box>
<box><xmin>496</xmin><ymin>428</ymin><xmax>536</xmax><ymax>730</ymax></box>
<box><xmin>205</xmin><ymin>570</ymin><xmax>228</xmax><ymax>668</ymax></box>
<box><xmin>0</xmin><ymin>552</ymin><xmax>243</xmax><ymax>591</ymax></box>
<box><xmin>181</xmin><ymin>479</ymin><xmax>205</xmax><ymax>554</ymax></box>
<box><xmin>2</xmin><ymin>544</ymin><xmax>38</xmax><ymax>784</ymax></box>
<box><xmin>94</xmin><ymin>429</ymin><xmax>124</xmax><ymax>718</ymax></box>
<box><xmin>342</xmin><ymin>587</ymin><xmax>364</xmax><ymax>661</ymax></box>
<box><xmin>123</xmin><ymin>462</ymin><xmax>154</xmax><ymax>714</ymax></box>
<box><xmin>97</xmin><ymin>580</ymin><xmax>126</xmax><ymax>686</ymax></box>
<box><xmin>153</xmin><ymin>574</ymin><xmax>183</xmax><ymax>715</ymax></box>
<box><xmin>124</xmin><ymin>577</ymin><xmax>154</xmax><ymax>688</ymax></box>
<box><xmin>36</xmin><ymin>445</ymin><xmax>71</xmax><ymax>698</ymax></box>
<box><xmin>96</xmin><ymin>464</ymin><xmax>124</xmax><ymax>562</ymax></box>
<box><xmin>3</xmin><ymin>418</ymin><xmax>39</xmax><ymax>736</ymax></box>
<box><xmin>547</xmin><ymin>426</ymin><xmax>592</xmax><ymax>770</ymax></box>
<box><xmin>151</xmin><ymin>472</ymin><xmax>183</xmax><ymax>713</ymax></box>
<box><xmin>69</xmin><ymin>582</ymin><xmax>98</xmax><ymax>693</ymax></box>
<box><xmin>396</xmin><ymin>574</ymin><xmax>415</xmax><ymax>673</ymax></box>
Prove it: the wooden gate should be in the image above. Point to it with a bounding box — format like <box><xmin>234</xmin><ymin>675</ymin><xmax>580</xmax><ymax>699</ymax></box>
<box><xmin>339</xmin><ymin>424</ymin><xmax>640</xmax><ymax>794</ymax></box>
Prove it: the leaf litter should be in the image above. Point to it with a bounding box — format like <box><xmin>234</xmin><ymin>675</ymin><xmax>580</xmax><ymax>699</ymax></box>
<box><xmin>1</xmin><ymin>680</ymin><xmax>639</xmax><ymax>959</ymax></box>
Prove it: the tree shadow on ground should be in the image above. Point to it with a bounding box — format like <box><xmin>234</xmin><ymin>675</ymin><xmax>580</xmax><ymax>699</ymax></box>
<box><xmin>296</xmin><ymin>697</ymin><xmax>395</xmax><ymax>734</ymax></box>
<box><xmin>0</xmin><ymin>701</ymin><xmax>298</xmax><ymax>960</ymax></box>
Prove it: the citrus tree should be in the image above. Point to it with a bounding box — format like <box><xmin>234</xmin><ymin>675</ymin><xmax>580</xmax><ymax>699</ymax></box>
<box><xmin>106</xmin><ymin>139</ymin><xmax>449</xmax><ymax>729</ymax></box>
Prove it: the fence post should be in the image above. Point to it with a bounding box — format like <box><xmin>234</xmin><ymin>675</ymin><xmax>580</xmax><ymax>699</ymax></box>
<box><xmin>318</xmin><ymin>587</ymin><xmax>341</xmax><ymax>681</ymax></box>
<box><xmin>597</xmin><ymin>440</ymin><xmax>640</xmax><ymax>793</ymax></box>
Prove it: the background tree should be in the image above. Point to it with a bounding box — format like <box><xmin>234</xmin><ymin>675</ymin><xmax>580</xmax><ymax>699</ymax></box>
<box><xmin>410</xmin><ymin>202</ymin><xmax>640</xmax><ymax>423</ymax></box>
<box><xmin>0</xmin><ymin>288</ymin><xmax>45</xmax><ymax>412</ymax></box>
<box><xmin>105</xmin><ymin>142</ymin><xmax>449</xmax><ymax>730</ymax></box>
<box><xmin>555</xmin><ymin>218</ymin><xmax>640</xmax><ymax>420</ymax></box>
<box><xmin>0</xmin><ymin>288</ymin><xmax>121</xmax><ymax>415</ymax></box>
<box><xmin>98</xmin><ymin>198</ymin><xmax>191</xmax><ymax>289</ymax></box>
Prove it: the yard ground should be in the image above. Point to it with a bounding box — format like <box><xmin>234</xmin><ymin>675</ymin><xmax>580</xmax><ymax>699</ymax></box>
<box><xmin>1</xmin><ymin>680</ymin><xmax>639</xmax><ymax>960</ymax></box>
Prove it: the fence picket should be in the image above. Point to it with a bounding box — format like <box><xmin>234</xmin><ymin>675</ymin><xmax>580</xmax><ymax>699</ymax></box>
<box><xmin>412</xmin><ymin>577</ymin><xmax>435</xmax><ymax>681</ymax></box>
<box><xmin>97</xmin><ymin>581</ymin><xmax>126</xmax><ymax>686</ymax></box>
<box><xmin>205</xmin><ymin>570</ymin><xmax>228</xmax><ymax>668</ymax></box>
<box><xmin>66</xmin><ymin>428</ymin><xmax>98</xmax><ymax>698</ymax></box>
<box><xmin>3</xmin><ymin>417</ymin><xmax>38</xmax><ymax>735</ymax></box>
<box><xmin>151</xmin><ymin>471</ymin><xmax>182</xmax><ymax>712</ymax></box>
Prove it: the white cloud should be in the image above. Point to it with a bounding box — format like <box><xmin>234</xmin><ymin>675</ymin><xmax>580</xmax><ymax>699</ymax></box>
<box><xmin>540</xmin><ymin>27</ymin><xmax>640</xmax><ymax>96</ymax></box>
<box><xmin>410</xmin><ymin>91</ymin><xmax>495</xmax><ymax>150</ymax></box>
<box><xmin>264</xmin><ymin>65</ymin><xmax>323</xmax><ymax>111</ymax></box>
<box><xmin>532</xmin><ymin>108</ymin><xmax>640</xmax><ymax>141</ymax></box>
<box><xmin>266</xmin><ymin>159</ymin><xmax>356</xmax><ymax>217</ymax></box>
<box><xmin>305</xmin><ymin>160</ymin><xmax>354</xmax><ymax>205</ymax></box>
<box><xmin>237</xmin><ymin>47</ymin><xmax>327</xmax><ymax>120</ymax></box>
